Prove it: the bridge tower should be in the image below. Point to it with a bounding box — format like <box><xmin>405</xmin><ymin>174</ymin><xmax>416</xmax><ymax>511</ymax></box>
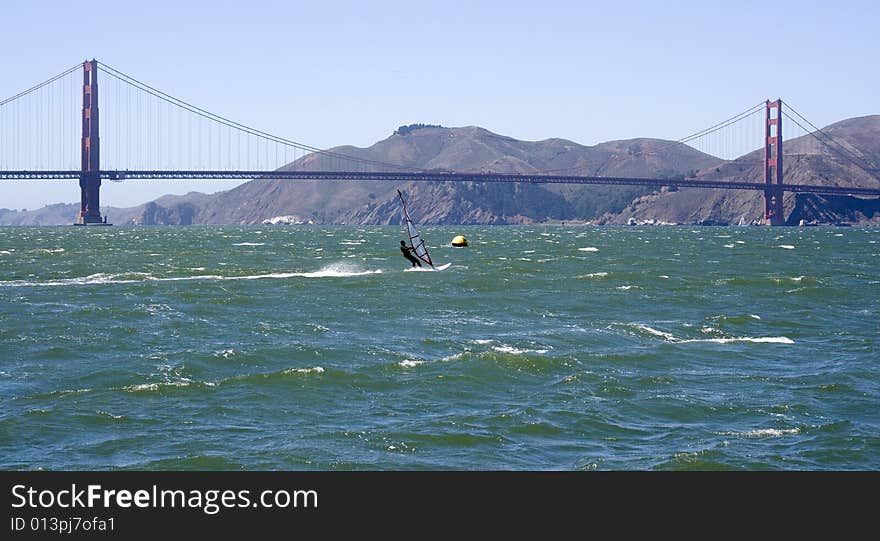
<box><xmin>763</xmin><ymin>99</ymin><xmax>784</xmax><ymax>225</ymax></box>
<box><xmin>77</xmin><ymin>59</ymin><xmax>103</xmax><ymax>225</ymax></box>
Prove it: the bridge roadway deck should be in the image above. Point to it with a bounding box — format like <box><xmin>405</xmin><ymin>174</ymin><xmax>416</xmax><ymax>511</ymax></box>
<box><xmin>2</xmin><ymin>170</ymin><xmax>879</xmax><ymax>197</ymax></box>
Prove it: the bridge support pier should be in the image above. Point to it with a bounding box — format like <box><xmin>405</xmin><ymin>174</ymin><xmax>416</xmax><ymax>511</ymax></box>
<box><xmin>76</xmin><ymin>59</ymin><xmax>105</xmax><ymax>225</ymax></box>
<box><xmin>77</xmin><ymin>172</ymin><xmax>103</xmax><ymax>224</ymax></box>
<box><xmin>763</xmin><ymin>99</ymin><xmax>785</xmax><ymax>226</ymax></box>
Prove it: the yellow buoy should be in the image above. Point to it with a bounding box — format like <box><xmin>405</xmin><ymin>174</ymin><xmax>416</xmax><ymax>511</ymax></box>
<box><xmin>451</xmin><ymin>235</ymin><xmax>468</xmax><ymax>247</ymax></box>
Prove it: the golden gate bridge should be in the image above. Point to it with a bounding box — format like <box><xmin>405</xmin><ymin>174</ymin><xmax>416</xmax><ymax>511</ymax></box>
<box><xmin>2</xmin><ymin>60</ymin><xmax>879</xmax><ymax>226</ymax></box>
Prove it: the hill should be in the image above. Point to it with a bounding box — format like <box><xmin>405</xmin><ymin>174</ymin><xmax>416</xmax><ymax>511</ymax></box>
<box><xmin>113</xmin><ymin>126</ymin><xmax>722</xmax><ymax>225</ymax></box>
<box><xmin>2</xmin><ymin>116</ymin><xmax>878</xmax><ymax>226</ymax></box>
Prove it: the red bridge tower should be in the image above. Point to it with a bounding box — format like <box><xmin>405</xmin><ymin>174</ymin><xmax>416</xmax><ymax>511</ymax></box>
<box><xmin>763</xmin><ymin>99</ymin><xmax>784</xmax><ymax>225</ymax></box>
<box><xmin>77</xmin><ymin>59</ymin><xmax>104</xmax><ymax>225</ymax></box>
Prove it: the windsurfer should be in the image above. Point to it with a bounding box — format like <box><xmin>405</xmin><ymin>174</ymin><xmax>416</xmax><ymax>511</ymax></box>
<box><xmin>400</xmin><ymin>240</ymin><xmax>422</xmax><ymax>267</ymax></box>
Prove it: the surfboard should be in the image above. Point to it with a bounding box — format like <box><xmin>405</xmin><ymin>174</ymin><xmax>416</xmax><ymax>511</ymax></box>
<box><xmin>405</xmin><ymin>262</ymin><xmax>452</xmax><ymax>272</ymax></box>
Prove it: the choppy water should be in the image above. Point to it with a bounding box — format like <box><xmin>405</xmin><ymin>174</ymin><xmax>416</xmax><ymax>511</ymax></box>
<box><xmin>1</xmin><ymin>225</ymin><xmax>877</xmax><ymax>470</ymax></box>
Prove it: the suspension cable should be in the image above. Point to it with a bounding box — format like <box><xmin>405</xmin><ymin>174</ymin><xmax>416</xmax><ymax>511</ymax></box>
<box><xmin>0</xmin><ymin>63</ymin><xmax>82</xmax><ymax>107</ymax></box>
<box><xmin>97</xmin><ymin>61</ymin><xmax>417</xmax><ymax>171</ymax></box>
<box><xmin>781</xmin><ymin>100</ymin><xmax>879</xmax><ymax>179</ymax></box>
<box><xmin>677</xmin><ymin>102</ymin><xmax>765</xmax><ymax>144</ymax></box>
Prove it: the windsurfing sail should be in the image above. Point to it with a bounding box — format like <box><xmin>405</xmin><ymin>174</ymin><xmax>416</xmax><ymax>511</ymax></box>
<box><xmin>397</xmin><ymin>189</ymin><xmax>434</xmax><ymax>268</ymax></box>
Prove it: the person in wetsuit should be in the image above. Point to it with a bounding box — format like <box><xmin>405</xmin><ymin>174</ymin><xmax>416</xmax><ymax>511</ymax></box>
<box><xmin>400</xmin><ymin>240</ymin><xmax>422</xmax><ymax>267</ymax></box>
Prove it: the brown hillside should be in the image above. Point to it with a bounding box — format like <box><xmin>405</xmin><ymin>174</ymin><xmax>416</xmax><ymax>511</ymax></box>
<box><xmin>123</xmin><ymin>126</ymin><xmax>722</xmax><ymax>225</ymax></box>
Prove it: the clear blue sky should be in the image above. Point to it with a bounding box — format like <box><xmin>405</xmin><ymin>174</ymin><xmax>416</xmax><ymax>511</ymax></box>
<box><xmin>1</xmin><ymin>0</ymin><xmax>877</xmax><ymax>210</ymax></box>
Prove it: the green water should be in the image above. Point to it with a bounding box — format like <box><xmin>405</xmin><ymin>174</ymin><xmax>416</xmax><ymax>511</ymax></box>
<box><xmin>1</xmin><ymin>225</ymin><xmax>877</xmax><ymax>470</ymax></box>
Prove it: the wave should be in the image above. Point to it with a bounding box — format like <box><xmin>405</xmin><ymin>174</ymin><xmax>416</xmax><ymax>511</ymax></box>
<box><xmin>577</xmin><ymin>272</ymin><xmax>609</xmax><ymax>279</ymax></box>
<box><xmin>398</xmin><ymin>359</ymin><xmax>424</xmax><ymax>368</ymax></box>
<box><xmin>118</xmin><ymin>365</ymin><xmax>327</xmax><ymax>393</ymax></box>
<box><xmin>298</xmin><ymin>263</ymin><xmax>382</xmax><ymax>278</ymax></box>
<box><xmin>439</xmin><ymin>352</ymin><xmax>468</xmax><ymax>362</ymax></box>
<box><xmin>0</xmin><ymin>272</ymin><xmax>147</xmax><ymax>287</ymax></box>
<box><xmin>232</xmin><ymin>242</ymin><xmax>265</xmax><ymax>246</ymax></box>
<box><xmin>678</xmin><ymin>336</ymin><xmax>794</xmax><ymax>344</ymax></box>
<box><xmin>120</xmin><ymin>380</ymin><xmax>215</xmax><ymax>393</ymax></box>
<box><xmin>716</xmin><ymin>276</ymin><xmax>820</xmax><ymax>287</ymax></box>
<box><xmin>492</xmin><ymin>345</ymin><xmax>550</xmax><ymax>355</ymax></box>
<box><xmin>630</xmin><ymin>324</ymin><xmax>677</xmax><ymax>341</ymax></box>
<box><xmin>619</xmin><ymin>323</ymin><xmax>793</xmax><ymax>345</ymax></box>
<box><xmin>0</xmin><ymin>263</ymin><xmax>382</xmax><ymax>287</ymax></box>
<box><xmin>95</xmin><ymin>410</ymin><xmax>126</xmax><ymax>420</ymax></box>
<box><xmin>281</xmin><ymin>366</ymin><xmax>325</xmax><ymax>375</ymax></box>
<box><xmin>719</xmin><ymin>427</ymin><xmax>800</xmax><ymax>438</ymax></box>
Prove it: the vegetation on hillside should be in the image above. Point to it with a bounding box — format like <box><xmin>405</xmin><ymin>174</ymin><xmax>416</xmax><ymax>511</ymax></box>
<box><xmin>394</xmin><ymin>123</ymin><xmax>444</xmax><ymax>136</ymax></box>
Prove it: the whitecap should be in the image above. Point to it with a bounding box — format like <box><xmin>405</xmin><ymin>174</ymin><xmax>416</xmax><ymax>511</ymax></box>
<box><xmin>633</xmin><ymin>325</ymin><xmax>676</xmax><ymax>341</ymax></box>
<box><xmin>721</xmin><ymin>428</ymin><xmax>800</xmax><ymax>438</ymax></box>
<box><xmin>125</xmin><ymin>383</ymin><xmax>159</xmax><ymax>392</ymax></box>
<box><xmin>232</xmin><ymin>242</ymin><xmax>265</xmax><ymax>246</ymax></box>
<box><xmin>578</xmin><ymin>272</ymin><xmax>608</xmax><ymax>279</ymax></box>
<box><xmin>616</xmin><ymin>285</ymin><xmax>639</xmax><ymax>290</ymax></box>
<box><xmin>283</xmin><ymin>366</ymin><xmax>325</xmax><ymax>375</ymax></box>
<box><xmin>492</xmin><ymin>345</ymin><xmax>549</xmax><ymax>355</ymax></box>
<box><xmin>636</xmin><ymin>325</ymin><xmax>676</xmax><ymax>342</ymax></box>
<box><xmin>158</xmin><ymin>264</ymin><xmax>382</xmax><ymax>281</ymax></box>
<box><xmin>48</xmin><ymin>387</ymin><xmax>93</xmax><ymax>397</ymax></box>
<box><xmin>121</xmin><ymin>380</ymin><xmax>195</xmax><ymax>392</ymax></box>
<box><xmin>679</xmin><ymin>336</ymin><xmax>794</xmax><ymax>345</ymax></box>
<box><xmin>398</xmin><ymin>360</ymin><xmax>424</xmax><ymax>368</ymax></box>
<box><xmin>0</xmin><ymin>273</ymin><xmax>144</xmax><ymax>288</ymax></box>
<box><xmin>578</xmin><ymin>247</ymin><xmax>599</xmax><ymax>252</ymax></box>
<box><xmin>294</xmin><ymin>265</ymin><xmax>383</xmax><ymax>278</ymax></box>
<box><xmin>778</xmin><ymin>245</ymin><xmax>795</xmax><ymax>250</ymax></box>
<box><xmin>439</xmin><ymin>352</ymin><xmax>467</xmax><ymax>362</ymax></box>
